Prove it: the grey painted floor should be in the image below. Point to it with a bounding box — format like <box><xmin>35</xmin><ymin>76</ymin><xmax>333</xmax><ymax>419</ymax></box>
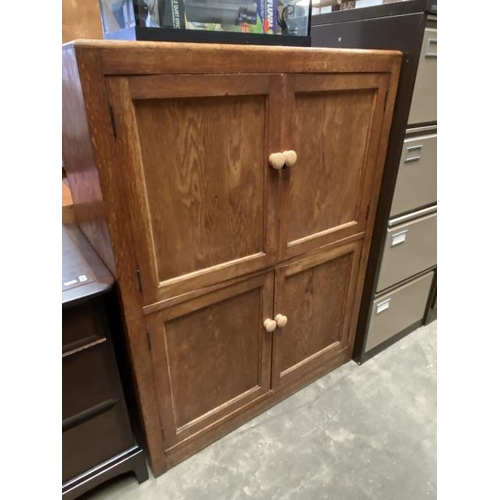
<box><xmin>84</xmin><ymin>322</ymin><xmax>437</xmax><ymax>500</ymax></box>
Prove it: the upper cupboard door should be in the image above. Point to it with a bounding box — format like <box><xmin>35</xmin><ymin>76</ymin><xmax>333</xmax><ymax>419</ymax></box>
<box><xmin>280</xmin><ymin>73</ymin><xmax>390</xmax><ymax>260</ymax></box>
<box><xmin>106</xmin><ymin>75</ymin><xmax>281</xmax><ymax>305</ymax></box>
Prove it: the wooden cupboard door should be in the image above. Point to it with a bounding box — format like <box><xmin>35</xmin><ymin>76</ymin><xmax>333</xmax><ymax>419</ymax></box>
<box><xmin>272</xmin><ymin>241</ymin><xmax>362</xmax><ymax>389</ymax></box>
<box><xmin>146</xmin><ymin>272</ymin><xmax>273</xmax><ymax>450</ymax></box>
<box><xmin>280</xmin><ymin>73</ymin><xmax>390</xmax><ymax>260</ymax></box>
<box><xmin>106</xmin><ymin>75</ymin><xmax>281</xmax><ymax>305</ymax></box>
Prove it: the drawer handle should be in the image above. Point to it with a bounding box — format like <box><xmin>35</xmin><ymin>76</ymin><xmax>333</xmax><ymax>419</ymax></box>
<box><xmin>390</xmin><ymin>230</ymin><xmax>407</xmax><ymax>247</ymax></box>
<box><xmin>263</xmin><ymin>319</ymin><xmax>277</xmax><ymax>332</ymax></box>
<box><xmin>275</xmin><ymin>314</ymin><xmax>288</xmax><ymax>328</ymax></box>
<box><xmin>426</xmin><ymin>38</ymin><xmax>437</xmax><ymax>58</ymax></box>
<box><xmin>404</xmin><ymin>144</ymin><xmax>423</xmax><ymax>163</ymax></box>
<box><xmin>62</xmin><ymin>398</ymin><xmax>118</xmax><ymax>432</ymax></box>
<box><xmin>376</xmin><ymin>299</ymin><xmax>391</xmax><ymax>315</ymax></box>
<box><xmin>269</xmin><ymin>152</ymin><xmax>285</xmax><ymax>170</ymax></box>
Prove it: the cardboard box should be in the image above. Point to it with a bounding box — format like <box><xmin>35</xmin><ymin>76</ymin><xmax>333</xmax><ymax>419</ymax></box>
<box><xmin>163</xmin><ymin>0</ymin><xmax>277</xmax><ymax>34</ymax></box>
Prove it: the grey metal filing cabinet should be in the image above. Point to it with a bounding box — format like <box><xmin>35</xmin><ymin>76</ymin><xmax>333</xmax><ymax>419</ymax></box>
<box><xmin>367</xmin><ymin>12</ymin><xmax>437</xmax><ymax>359</ymax></box>
<box><xmin>312</xmin><ymin>0</ymin><xmax>437</xmax><ymax>363</ymax></box>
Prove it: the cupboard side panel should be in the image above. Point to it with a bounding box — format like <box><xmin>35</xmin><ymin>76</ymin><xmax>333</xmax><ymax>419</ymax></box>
<box><xmin>65</xmin><ymin>47</ymin><xmax>167</xmax><ymax>476</ymax></box>
<box><xmin>62</xmin><ymin>46</ymin><xmax>116</xmax><ymax>277</ymax></box>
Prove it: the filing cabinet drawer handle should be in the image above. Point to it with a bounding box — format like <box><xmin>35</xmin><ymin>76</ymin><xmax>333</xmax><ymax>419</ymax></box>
<box><xmin>376</xmin><ymin>299</ymin><xmax>391</xmax><ymax>315</ymax></box>
<box><xmin>390</xmin><ymin>230</ymin><xmax>407</xmax><ymax>247</ymax></box>
<box><xmin>404</xmin><ymin>145</ymin><xmax>423</xmax><ymax>163</ymax></box>
<box><xmin>426</xmin><ymin>39</ymin><xmax>437</xmax><ymax>58</ymax></box>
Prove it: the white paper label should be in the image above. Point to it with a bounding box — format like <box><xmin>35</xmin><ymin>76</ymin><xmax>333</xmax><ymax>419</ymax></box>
<box><xmin>391</xmin><ymin>231</ymin><xmax>407</xmax><ymax>247</ymax></box>
<box><xmin>376</xmin><ymin>299</ymin><xmax>391</xmax><ymax>314</ymax></box>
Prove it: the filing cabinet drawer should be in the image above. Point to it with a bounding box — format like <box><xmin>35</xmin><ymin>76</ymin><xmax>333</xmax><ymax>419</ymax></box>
<box><xmin>62</xmin><ymin>342</ymin><xmax>117</xmax><ymax>422</ymax></box>
<box><xmin>390</xmin><ymin>128</ymin><xmax>437</xmax><ymax>217</ymax></box>
<box><xmin>377</xmin><ymin>210</ymin><xmax>437</xmax><ymax>292</ymax></box>
<box><xmin>366</xmin><ymin>271</ymin><xmax>433</xmax><ymax>352</ymax></box>
<box><xmin>408</xmin><ymin>24</ymin><xmax>437</xmax><ymax>125</ymax></box>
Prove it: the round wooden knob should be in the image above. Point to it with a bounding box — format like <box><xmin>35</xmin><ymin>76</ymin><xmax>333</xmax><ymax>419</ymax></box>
<box><xmin>263</xmin><ymin>319</ymin><xmax>277</xmax><ymax>333</ymax></box>
<box><xmin>275</xmin><ymin>314</ymin><xmax>288</xmax><ymax>328</ymax></box>
<box><xmin>269</xmin><ymin>152</ymin><xmax>285</xmax><ymax>170</ymax></box>
<box><xmin>284</xmin><ymin>150</ymin><xmax>297</xmax><ymax>167</ymax></box>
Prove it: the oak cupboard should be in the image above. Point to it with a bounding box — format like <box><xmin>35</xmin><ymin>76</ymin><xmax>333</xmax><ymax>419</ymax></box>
<box><xmin>62</xmin><ymin>40</ymin><xmax>401</xmax><ymax>476</ymax></box>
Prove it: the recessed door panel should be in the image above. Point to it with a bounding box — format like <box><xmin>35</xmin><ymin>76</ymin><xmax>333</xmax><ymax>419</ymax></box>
<box><xmin>272</xmin><ymin>241</ymin><xmax>362</xmax><ymax>389</ymax></box>
<box><xmin>280</xmin><ymin>74</ymin><xmax>389</xmax><ymax>259</ymax></box>
<box><xmin>107</xmin><ymin>75</ymin><xmax>281</xmax><ymax>304</ymax></box>
<box><xmin>146</xmin><ymin>272</ymin><xmax>274</xmax><ymax>447</ymax></box>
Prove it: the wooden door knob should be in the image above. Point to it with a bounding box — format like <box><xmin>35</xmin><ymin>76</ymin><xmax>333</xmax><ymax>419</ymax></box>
<box><xmin>269</xmin><ymin>152</ymin><xmax>285</xmax><ymax>170</ymax></box>
<box><xmin>275</xmin><ymin>314</ymin><xmax>288</xmax><ymax>328</ymax></box>
<box><xmin>263</xmin><ymin>319</ymin><xmax>277</xmax><ymax>332</ymax></box>
<box><xmin>284</xmin><ymin>150</ymin><xmax>297</xmax><ymax>167</ymax></box>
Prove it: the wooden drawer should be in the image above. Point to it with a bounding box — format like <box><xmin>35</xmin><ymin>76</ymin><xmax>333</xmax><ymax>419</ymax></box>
<box><xmin>408</xmin><ymin>24</ymin><xmax>437</xmax><ymax>125</ymax></box>
<box><xmin>62</xmin><ymin>342</ymin><xmax>118</xmax><ymax>422</ymax></box>
<box><xmin>377</xmin><ymin>209</ymin><xmax>437</xmax><ymax>292</ymax></box>
<box><xmin>390</xmin><ymin>127</ymin><xmax>437</xmax><ymax>217</ymax></box>
<box><xmin>62</xmin><ymin>406</ymin><xmax>134</xmax><ymax>483</ymax></box>
<box><xmin>62</xmin><ymin>299</ymin><xmax>108</xmax><ymax>353</ymax></box>
<box><xmin>365</xmin><ymin>271</ymin><xmax>433</xmax><ymax>352</ymax></box>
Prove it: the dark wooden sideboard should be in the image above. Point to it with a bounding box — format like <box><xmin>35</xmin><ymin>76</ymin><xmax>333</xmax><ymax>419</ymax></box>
<box><xmin>62</xmin><ymin>40</ymin><xmax>401</xmax><ymax>475</ymax></box>
<box><xmin>62</xmin><ymin>224</ymin><xmax>148</xmax><ymax>499</ymax></box>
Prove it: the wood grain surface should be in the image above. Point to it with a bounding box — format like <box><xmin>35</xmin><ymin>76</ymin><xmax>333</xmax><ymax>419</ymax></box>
<box><xmin>62</xmin><ymin>48</ymin><xmax>116</xmax><ymax>277</ymax></box>
<box><xmin>64</xmin><ymin>40</ymin><xmax>401</xmax><ymax>77</ymax></box>
<box><xmin>166</xmin><ymin>288</ymin><xmax>262</xmax><ymax>427</ymax></box>
<box><xmin>62</xmin><ymin>0</ymin><xmax>103</xmax><ymax>43</ymax></box>
<box><xmin>279</xmin><ymin>73</ymin><xmax>390</xmax><ymax>261</ymax></box>
<box><xmin>273</xmin><ymin>241</ymin><xmax>361</xmax><ymax>389</ymax></box>
<box><xmin>106</xmin><ymin>73</ymin><xmax>281</xmax><ymax>304</ymax></box>
<box><xmin>279</xmin><ymin>255</ymin><xmax>351</xmax><ymax>371</ymax></box>
<box><xmin>135</xmin><ymin>95</ymin><xmax>265</xmax><ymax>281</ymax></box>
<box><xmin>62</xmin><ymin>41</ymin><xmax>402</xmax><ymax>475</ymax></box>
<box><xmin>288</xmin><ymin>89</ymin><xmax>373</xmax><ymax>240</ymax></box>
<box><xmin>63</xmin><ymin>46</ymin><xmax>166</xmax><ymax>475</ymax></box>
<box><xmin>146</xmin><ymin>272</ymin><xmax>273</xmax><ymax>448</ymax></box>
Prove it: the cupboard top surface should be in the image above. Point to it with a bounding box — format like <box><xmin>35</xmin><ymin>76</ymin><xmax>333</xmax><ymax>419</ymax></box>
<box><xmin>63</xmin><ymin>40</ymin><xmax>402</xmax><ymax>75</ymax></box>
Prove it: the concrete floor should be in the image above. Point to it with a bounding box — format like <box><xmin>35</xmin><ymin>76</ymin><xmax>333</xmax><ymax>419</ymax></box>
<box><xmin>84</xmin><ymin>322</ymin><xmax>437</xmax><ymax>500</ymax></box>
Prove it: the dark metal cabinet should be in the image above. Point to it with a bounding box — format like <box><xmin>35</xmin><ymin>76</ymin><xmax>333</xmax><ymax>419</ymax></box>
<box><xmin>312</xmin><ymin>0</ymin><xmax>437</xmax><ymax>363</ymax></box>
<box><xmin>62</xmin><ymin>224</ymin><xmax>148</xmax><ymax>499</ymax></box>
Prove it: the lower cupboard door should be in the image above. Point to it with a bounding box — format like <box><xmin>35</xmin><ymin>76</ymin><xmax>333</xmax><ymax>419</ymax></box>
<box><xmin>146</xmin><ymin>271</ymin><xmax>274</xmax><ymax>449</ymax></box>
<box><xmin>272</xmin><ymin>241</ymin><xmax>362</xmax><ymax>389</ymax></box>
